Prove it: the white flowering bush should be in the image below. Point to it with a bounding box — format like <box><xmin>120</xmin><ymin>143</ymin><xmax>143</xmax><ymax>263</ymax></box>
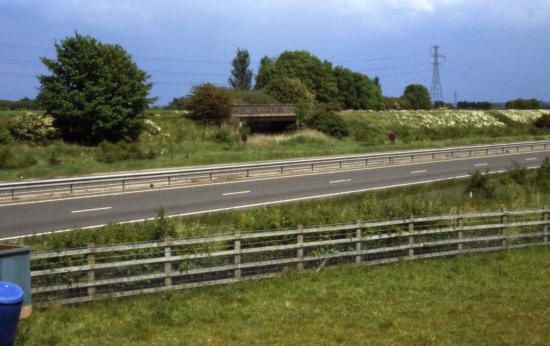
<box><xmin>11</xmin><ymin>112</ymin><xmax>58</xmax><ymax>142</ymax></box>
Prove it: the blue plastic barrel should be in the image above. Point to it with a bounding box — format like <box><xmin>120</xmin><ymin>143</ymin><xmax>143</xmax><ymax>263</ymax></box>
<box><xmin>0</xmin><ymin>281</ymin><xmax>24</xmax><ymax>346</ymax></box>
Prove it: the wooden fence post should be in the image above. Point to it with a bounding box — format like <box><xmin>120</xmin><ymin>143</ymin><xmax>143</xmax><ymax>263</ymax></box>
<box><xmin>501</xmin><ymin>209</ymin><xmax>508</xmax><ymax>250</ymax></box>
<box><xmin>543</xmin><ymin>206</ymin><xmax>548</xmax><ymax>244</ymax></box>
<box><xmin>355</xmin><ymin>223</ymin><xmax>362</xmax><ymax>265</ymax></box>
<box><xmin>408</xmin><ymin>215</ymin><xmax>415</xmax><ymax>259</ymax></box>
<box><xmin>297</xmin><ymin>225</ymin><xmax>304</xmax><ymax>271</ymax></box>
<box><xmin>234</xmin><ymin>231</ymin><xmax>241</xmax><ymax>279</ymax></box>
<box><xmin>164</xmin><ymin>236</ymin><xmax>172</xmax><ymax>288</ymax></box>
<box><xmin>87</xmin><ymin>243</ymin><xmax>96</xmax><ymax>299</ymax></box>
<box><xmin>457</xmin><ymin>210</ymin><xmax>464</xmax><ymax>253</ymax></box>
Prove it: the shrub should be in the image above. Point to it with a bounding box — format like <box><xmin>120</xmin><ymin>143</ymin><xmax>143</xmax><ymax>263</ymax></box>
<box><xmin>464</xmin><ymin>170</ymin><xmax>495</xmax><ymax>198</ymax></box>
<box><xmin>508</xmin><ymin>162</ymin><xmax>528</xmax><ymax>186</ymax></box>
<box><xmin>186</xmin><ymin>83</ymin><xmax>233</xmax><ymax>124</ymax></box>
<box><xmin>0</xmin><ymin>127</ymin><xmax>12</xmax><ymax>144</ymax></box>
<box><xmin>534</xmin><ymin>114</ymin><xmax>550</xmax><ymax>129</ymax></box>
<box><xmin>304</xmin><ymin>107</ymin><xmax>349</xmax><ymax>139</ymax></box>
<box><xmin>10</xmin><ymin>112</ymin><xmax>57</xmax><ymax>142</ymax></box>
<box><xmin>536</xmin><ymin>158</ymin><xmax>550</xmax><ymax>191</ymax></box>
<box><xmin>209</xmin><ymin>125</ymin><xmax>238</xmax><ymax>146</ymax></box>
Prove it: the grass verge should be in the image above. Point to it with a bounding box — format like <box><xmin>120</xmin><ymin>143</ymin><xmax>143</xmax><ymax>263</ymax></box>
<box><xmin>16</xmin><ymin>247</ymin><xmax>550</xmax><ymax>345</ymax></box>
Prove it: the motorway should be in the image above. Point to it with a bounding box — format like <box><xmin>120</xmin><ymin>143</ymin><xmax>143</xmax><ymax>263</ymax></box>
<box><xmin>1</xmin><ymin>150</ymin><xmax>549</xmax><ymax>239</ymax></box>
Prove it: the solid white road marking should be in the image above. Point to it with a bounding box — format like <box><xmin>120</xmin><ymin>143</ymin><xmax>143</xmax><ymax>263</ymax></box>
<box><xmin>222</xmin><ymin>190</ymin><xmax>251</xmax><ymax>196</ymax></box>
<box><xmin>411</xmin><ymin>170</ymin><xmax>427</xmax><ymax>174</ymax></box>
<box><xmin>329</xmin><ymin>179</ymin><xmax>352</xmax><ymax>184</ymax></box>
<box><xmin>525</xmin><ymin>158</ymin><xmax>537</xmax><ymax>161</ymax></box>
<box><xmin>474</xmin><ymin>163</ymin><xmax>488</xmax><ymax>167</ymax></box>
<box><xmin>71</xmin><ymin>207</ymin><xmax>112</xmax><ymax>214</ymax></box>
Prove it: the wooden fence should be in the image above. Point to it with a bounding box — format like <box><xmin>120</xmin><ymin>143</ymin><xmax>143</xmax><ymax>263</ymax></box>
<box><xmin>30</xmin><ymin>208</ymin><xmax>550</xmax><ymax>305</ymax></box>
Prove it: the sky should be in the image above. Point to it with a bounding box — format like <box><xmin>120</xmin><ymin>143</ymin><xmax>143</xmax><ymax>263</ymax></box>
<box><xmin>0</xmin><ymin>0</ymin><xmax>549</xmax><ymax>105</ymax></box>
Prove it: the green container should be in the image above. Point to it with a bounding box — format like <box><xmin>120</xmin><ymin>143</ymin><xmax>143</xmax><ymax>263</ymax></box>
<box><xmin>0</xmin><ymin>245</ymin><xmax>31</xmax><ymax>317</ymax></box>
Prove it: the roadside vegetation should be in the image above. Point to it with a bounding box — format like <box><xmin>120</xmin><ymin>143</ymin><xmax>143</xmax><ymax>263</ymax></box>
<box><xmin>15</xmin><ymin>160</ymin><xmax>550</xmax><ymax>251</ymax></box>
<box><xmin>1</xmin><ymin>108</ymin><xmax>549</xmax><ymax>180</ymax></box>
<box><xmin>16</xmin><ymin>247</ymin><xmax>550</xmax><ymax>345</ymax></box>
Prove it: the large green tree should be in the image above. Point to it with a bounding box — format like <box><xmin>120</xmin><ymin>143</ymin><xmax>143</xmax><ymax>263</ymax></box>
<box><xmin>333</xmin><ymin>67</ymin><xmax>384</xmax><ymax>110</ymax></box>
<box><xmin>505</xmin><ymin>98</ymin><xmax>541</xmax><ymax>110</ymax></box>
<box><xmin>255</xmin><ymin>50</ymin><xmax>338</xmax><ymax>103</ymax></box>
<box><xmin>228</xmin><ymin>48</ymin><xmax>253</xmax><ymax>91</ymax></box>
<box><xmin>401</xmin><ymin>84</ymin><xmax>433</xmax><ymax>110</ymax></box>
<box><xmin>38</xmin><ymin>33</ymin><xmax>152</xmax><ymax>144</ymax></box>
<box><xmin>264</xmin><ymin>77</ymin><xmax>314</xmax><ymax>104</ymax></box>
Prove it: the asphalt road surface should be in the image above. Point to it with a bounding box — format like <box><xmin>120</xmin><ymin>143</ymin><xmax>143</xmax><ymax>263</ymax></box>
<box><xmin>1</xmin><ymin>150</ymin><xmax>548</xmax><ymax>239</ymax></box>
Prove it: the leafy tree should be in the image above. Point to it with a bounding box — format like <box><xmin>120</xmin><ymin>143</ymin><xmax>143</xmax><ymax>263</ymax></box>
<box><xmin>228</xmin><ymin>48</ymin><xmax>253</xmax><ymax>91</ymax></box>
<box><xmin>230</xmin><ymin>89</ymin><xmax>279</xmax><ymax>104</ymax></box>
<box><xmin>186</xmin><ymin>83</ymin><xmax>233</xmax><ymax>124</ymax></box>
<box><xmin>505</xmin><ymin>98</ymin><xmax>541</xmax><ymax>110</ymax></box>
<box><xmin>0</xmin><ymin>98</ymin><xmax>40</xmax><ymax>111</ymax></box>
<box><xmin>401</xmin><ymin>84</ymin><xmax>433</xmax><ymax>110</ymax></box>
<box><xmin>255</xmin><ymin>50</ymin><xmax>338</xmax><ymax>103</ymax></box>
<box><xmin>254</xmin><ymin>56</ymin><xmax>276</xmax><ymax>90</ymax></box>
<box><xmin>333</xmin><ymin>67</ymin><xmax>384</xmax><ymax>110</ymax></box>
<box><xmin>38</xmin><ymin>33</ymin><xmax>152</xmax><ymax>144</ymax></box>
<box><xmin>264</xmin><ymin>77</ymin><xmax>315</xmax><ymax>104</ymax></box>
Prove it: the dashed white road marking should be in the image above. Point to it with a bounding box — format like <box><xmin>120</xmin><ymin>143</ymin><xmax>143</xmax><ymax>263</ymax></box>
<box><xmin>411</xmin><ymin>170</ymin><xmax>427</xmax><ymax>174</ymax></box>
<box><xmin>71</xmin><ymin>206</ymin><xmax>112</xmax><ymax>214</ymax></box>
<box><xmin>474</xmin><ymin>163</ymin><xmax>488</xmax><ymax>167</ymax></box>
<box><xmin>222</xmin><ymin>190</ymin><xmax>251</xmax><ymax>196</ymax></box>
<box><xmin>329</xmin><ymin>179</ymin><xmax>352</xmax><ymax>184</ymax></box>
<box><xmin>525</xmin><ymin>158</ymin><xmax>537</xmax><ymax>161</ymax></box>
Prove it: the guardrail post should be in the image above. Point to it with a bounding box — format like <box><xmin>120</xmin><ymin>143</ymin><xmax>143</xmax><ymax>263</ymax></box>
<box><xmin>451</xmin><ymin>151</ymin><xmax>454</xmax><ymax>159</ymax></box>
<box><xmin>339</xmin><ymin>161</ymin><xmax>342</xmax><ymax>169</ymax></box>
<box><xmin>209</xmin><ymin>172</ymin><xmax>213</xmax><ymax>181</ymax></box>
<box><xmin>297</xmin><ymin>225</ymin><xmax>304</xmax><ymax>271</ymax></box>
<box><xmin>469</xmin><ymin>150</ymin><xmax>472</xmax><ymax>157</ymax></box>
<box><xmin>355</xmin><ymin>224</ymin><xmax>362</xmax><ymax>265</ymax></box>
<box><xmin>168</xmin><ymin>176</ymin><xmax>171</xmax><ymax>186</ymax></box>
<box><xmin>365</xmin><ymin>159</ymin><xmax>368</xmax><ymax>166</ymax></box>
<box><xmin>408</xmin><ymin>215</ymin><xmax>414</xmax><ymax>258</ymax></box>
<box><xmin>517</xmin><ymin>146</ymin><xmax>520</xmax><ymax>152</ymax></box>
<box><xmin>280</xmin><ymin>167</ymin><xmax>284</xmax><ymax>174</ymax></box>
<box><xmin>545</xmin><ymin>143</ymin><xmax>547</xmax><ymax>150</ymax></box>
<box><xmin>389</xmin><ymin>157</ymin><xmax>393</xmax><ymax>164</ymax></box>
<box><xmin>501</xmin><ymin>209</ymin><xmax>508</xmax><ymax>250</ymax></box>
<box><xmin>311</xmin><ymin>163</ymin><xmax>314</xmax><ymax>171</ymax></box>
<box><xmin>11</xmin><ymin>189</ymin><xmax>14</xmax><ymax>201</ymax></box>
<box><xmin>531</xmin><ymin>144</ymin><xmax>534</xmax><ymax>151</ymax></box>
<box><xmin>246</xmin><ymin>169</ymin><xmax>249</xmax><ymax>177</ymax></box>
<box><xmin>87</xmin><ymin>243</ymin><xmax>96</xmax><ymax>299</ymax></box>
<box><xmin>543</xmin><ymin>206</ymin><xmax>548</xmax><ymax>244</ymax></box>
<box><xmin>164</xmin><ymin>236</ymin><xmax>172</xmax><ymax>288</ymax></box>
<box><xmin>411</xmin><ymin>154</ymin><xmax>414</xmax><ymax>162</ymax></box>
<box><xmin>69</xmin><ymin>184</ymin><xmax>73</xmax><ymax>195</ymax></box>
<box><xmin>234</xmin><ymin>231</ymin><xmax>241</xmax><ymax>279</ymax></box>
<box><xmin>457</xmin><ymin>211</ymin><xmax>464</xmax><ymax>253</ymax></box>
<box><xmin>122</xmin><ymin>180</ymin><xmax>125</xmax><ymax>191</ymax></box>
<box><xmin>432</xmin><ymin>153</ymin><xmax>435</xmax><ymax>160</ymax></box>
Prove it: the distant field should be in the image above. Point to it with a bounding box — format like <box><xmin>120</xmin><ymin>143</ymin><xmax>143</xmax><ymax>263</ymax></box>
<box><xmin>0</xmin><ymin>109</ymin><xmax>548</xmax><ymax>181</ymax></box>
<box><xmin>16</xmin><ymin>247</ymin><xmax>550</xmax><ymax>345</ymax></box>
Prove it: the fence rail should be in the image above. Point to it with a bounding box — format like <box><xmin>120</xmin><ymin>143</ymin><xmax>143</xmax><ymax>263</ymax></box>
<box><xmin>2</xmin><ymin>140</ymin><xmax>550</xmax><ymax>201</ymax></box>
<box><xmin>29</xmin><ymin>207</ymin><xmax>550</xmax><ymax>305</ymax></box>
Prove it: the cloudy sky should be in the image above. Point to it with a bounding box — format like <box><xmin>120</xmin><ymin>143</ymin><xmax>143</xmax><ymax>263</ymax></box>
<box><xmin>1</xmin><ymin>0</ymin><xmax>549</xmax><ymax>104</ymax></box>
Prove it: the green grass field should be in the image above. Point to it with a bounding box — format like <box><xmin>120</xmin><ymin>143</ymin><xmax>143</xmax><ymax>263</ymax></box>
<box><xmin>0</xmin><ymin>109</ymin><xmax>549</xmax><ymax>180</ymax></box>
<box><xmin>15</xmin><ymin>247</ymin><xmax>550</xmax><ymax>345</ymax></box>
